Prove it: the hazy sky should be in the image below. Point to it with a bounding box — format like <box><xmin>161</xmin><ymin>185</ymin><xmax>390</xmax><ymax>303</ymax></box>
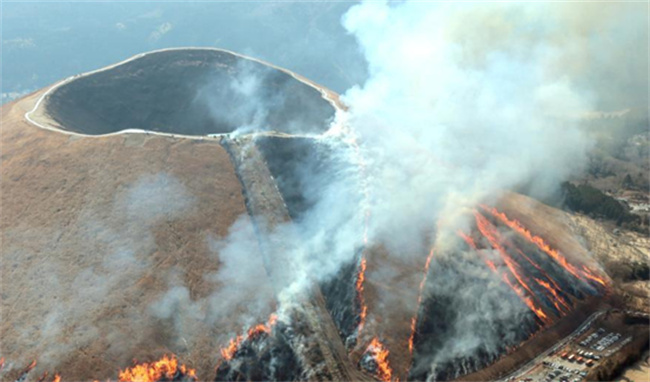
<box><xmin>1</xmin><ymin>1</ymin><xmax>367</xmax><ymax>104</ymax></box>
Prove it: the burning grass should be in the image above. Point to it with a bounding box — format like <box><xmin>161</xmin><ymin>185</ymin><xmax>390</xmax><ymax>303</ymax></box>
<box><xmin>480</xmin><ymin>205</ymin><xmax>609</xmax><ymax>290</ymax></box>
<box><xmin>407</xmin><ymin>207</ymin><xmax>610</xmax><ymax>381</ymax></box>
<box><xmin>214</xmin><ymin>314</ymin><xmax>303</xmax><ymax>382</ymax></box>
<box><xmin>408</xmin><ymin>247</ymin><xmax>436</xmax><ymax>355</ymax></box>
<box><xmin>118</xmin><ymin>355</ymin><xmax>197</xmax><ymax>382</ymax></box>
<box><xmin>219</xmin><ymin>313</ymin><xmax>278</xmax><ymax>361</ymax></box>
<box><xmin>360</xmin><ymin>337</ymin><xmax>394</xmax><ymax>382</ymax></box>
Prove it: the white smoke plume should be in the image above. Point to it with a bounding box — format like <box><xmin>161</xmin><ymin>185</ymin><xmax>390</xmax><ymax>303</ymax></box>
<box><xmin>338</xmin><ymin>0</ymin><xmax>647</xmax><ymax>246</ymax></box>
<box><xmin>194</xmin><ymin>58</ymin><xmax>335</xmax><ymax>136</ymax></box>
<box><xmin>341</xmin><ymin>1</ymin><xmax>597</xmax><ymax>251</ymax></box>
<box><xmin>195</xmin><ymin>60</ymin><xmax>276</xmax><ymax>136</ymax></box>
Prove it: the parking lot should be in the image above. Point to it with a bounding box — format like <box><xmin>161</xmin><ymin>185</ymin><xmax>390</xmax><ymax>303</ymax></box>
<box><xmin>509</xmin><ymin>326</ymin><xmax>629</xmax><ymax>382</ymax></box>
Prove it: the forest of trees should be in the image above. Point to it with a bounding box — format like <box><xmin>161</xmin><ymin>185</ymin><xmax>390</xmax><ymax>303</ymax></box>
<box><xmin>561</xmin><ymin>182</ymin><xmax>648</xmax><ymax>233</ymax></box>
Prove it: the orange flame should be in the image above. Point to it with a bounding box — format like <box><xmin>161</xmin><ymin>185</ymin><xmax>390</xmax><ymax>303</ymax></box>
<box><xmin>118</xmin><ymin>355</ymin><xmax>196</xmax><ymax>382</ymax></box>
<box><xmin>458</xmin><ymin>230</ymin><xmax>497</xmax><ymax>273</ymax></box>
<box><xmin>365</xmin><ymin>337</ymin><xmax>393</xmax><ymax>382</ymax></box>
<box><xmin>535</xmin><ymin>277</ymin><xmax>571</xmax><ymax>314</ymax></box>
<box><xmin>36</xmin><ymin>372</ymin><xmax>61</xmax><ymax>382</ymax></box>
<box><xmin>220</xmin><ymin>336</ymin><xmax>243</xmax><ymax>362</ymax></box>
<box><xmin>480</xmin><ymin>205</ymin><xmax>609</xmax><ymax>289</ymax></box>
<box><xmin>473</xmin><ymin>211</ymin><xmax>574</xmax><ymax>315</ymax></box>
<box><xmin>419</xmin><ymin>247</ymin><xmax>436</xmax><ymax>300</ymax></box>
<box><xmin>408</xmin><ymin>246</ymin><xmax>435</xmax><ymax>354</ymax></box>
<box><xmin>408</xmin><ymin>317</ymin><xmax>417</xmax><ymax>354</ymax></box>
<box><xmin>509</xmin><ymin>240</ymin><xmax>573</xmax><ymax>313</ymax></box>
<box><xmin>24</xmin><ymin>360</ymin><xmax>37</xmax><ymax>373</ymax></box>
<box><xmin>356</xmin><ymin>256</ymin><xmax>368</xmax><ymax>334</ymax></box>
<box><xmin>580</xmin><ymin>265</ymin><xmax>608</xmax><ymax>288</ymax></box>
<box><xmin>219</xmin><ymin>313</ymin><xmax>278</xmax><ymax>361</ymax></box>
<box><xmin>12</xmin><ymin>360</ymin><xmax>38</xmax><ymax>382</ymax></box>
<box><xmin>458</xmin><ymin>231</ymin><xmax>477</xmax><ymax>250</ymax></box>
<box><xmin>474</xmin><ymin>211</ymin><xmax>551</xmax><ymax>325</ymax></box>
<box><xmin>460</xmin><ymin>229</ymin><xmax>547</xmax><ymax>325</ymax></box>
<box><xmin>342</xmin><ymin>128</ymin><xmax>372</xmax><ymax>341</ymax></box>
<box><xmin>474</xmin><ymin>213</ymin><xmax>551</xmax><ymax>319</ymax></box>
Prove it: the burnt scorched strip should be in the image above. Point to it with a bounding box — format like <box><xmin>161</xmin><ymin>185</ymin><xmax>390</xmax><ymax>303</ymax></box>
<box><xmin>408</xmin><ymin>210</ymin><xmax>608</xmax><ymax>381</ymax></box>
<box><xmin>255</xmin><ymin>137</ymin><xmax>361</xmax><ymax>223</ymax></box>
<box><xmin>215</xmin><ymin>322</ymin><xmax>303</xmax><ymax>382</ymax></box>
<box><xmin>479</xmin><ymin>206</ymin><xmax>609</xmax><ymax>292</ymax></box>
<box><xmin>256</xmin><ymin>136</ymin><xmax>367</xmax><ymax>346</ymax></box>
<box><xmin>408</xmin><ymin>252</ymin><xmax>538</xmax><ymax>382</ymax></box>
<box><xmin>511</xmin><ymin>235</ymin><xmax>597</xmax><ymax>299</ymax></box>
<box><xmin>13</xmin><ymin>360</ymin><xmax>37</xmax><ymax>382</ymax></box>
<box><xmin>255</xmin><ymin>137</ymin><xmax>324</xmax><ymax>221</ymax></box>
<box><xmin>320</xmin><ymin>255</ymin><xmax>362</xmax><ymax>349</ymax></box>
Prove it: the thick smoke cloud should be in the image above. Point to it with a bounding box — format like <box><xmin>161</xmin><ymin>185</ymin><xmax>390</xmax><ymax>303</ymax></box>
<box><xmin>4</xmin><ymin>2</ymin><xmax>644</xmax><ymax>380</ymax></box>
<box><xmin>338</xmin><ymin>2</ymin><xmax>646</xmax><ymax>251</ymax></box>
<box><xmin>341</xmin><ymin>1</ymin><xmax>596</xmax><ymax>251</ymax></box>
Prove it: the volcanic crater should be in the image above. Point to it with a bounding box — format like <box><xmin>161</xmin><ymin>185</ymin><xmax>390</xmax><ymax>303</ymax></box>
<box><xmin>39</xmin><ymin>49</ymin><xmax>336</xmax><ymax>136</ymax></box>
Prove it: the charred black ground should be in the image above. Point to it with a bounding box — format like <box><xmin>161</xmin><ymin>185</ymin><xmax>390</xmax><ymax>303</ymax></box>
<box><xmin>408</xmin><ymin>213</ymin><xmax>604</xmax><ymax>381</ymax></box>
<box><xmin>256</xmin><ymin>136</ymin><xmax>362</xmax><ymax>343</ymax></box>
<box><xmin>321</xmin><ymin>257</ymin><xmax>361</xmax><ymax>346</ymax></box>
<box><xmin>45</xmin><ymin>49</ymin><xmax>335</xmax><ymax>136</ymax></box>
<box><xmin>409</xmin><ymin>253</ymin><xmax>539</xmax><ymax>381</ymax></box>
<box><xmin>256</xmin><ymin>137</ymin><xmax>324</xmax><ymax>221</ymax></box>
<box><xmin>214</xmin><ymin>324</ymin><xmax>302</xmax><ymax>382</ymax></box>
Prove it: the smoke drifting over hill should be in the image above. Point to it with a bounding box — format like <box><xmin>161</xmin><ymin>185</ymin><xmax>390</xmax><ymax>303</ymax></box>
<box><xmin>214</xmin><ymin>1</ymin><xmax>606</xmax><ymax>290</ymax></box>
<box><xmin>196</xmin><ymin>59</ymin><xmax>336</xmax><ymax>136</ymax></box>
<box><xmin>341</xmin><ymin>1</ymin><xmax>616</xmax><ymax>250</ymax></box>
<box><xmin>205</xmin><ymin>1</ymin><xmax>644</xmax><ymax>378</ymax></box>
